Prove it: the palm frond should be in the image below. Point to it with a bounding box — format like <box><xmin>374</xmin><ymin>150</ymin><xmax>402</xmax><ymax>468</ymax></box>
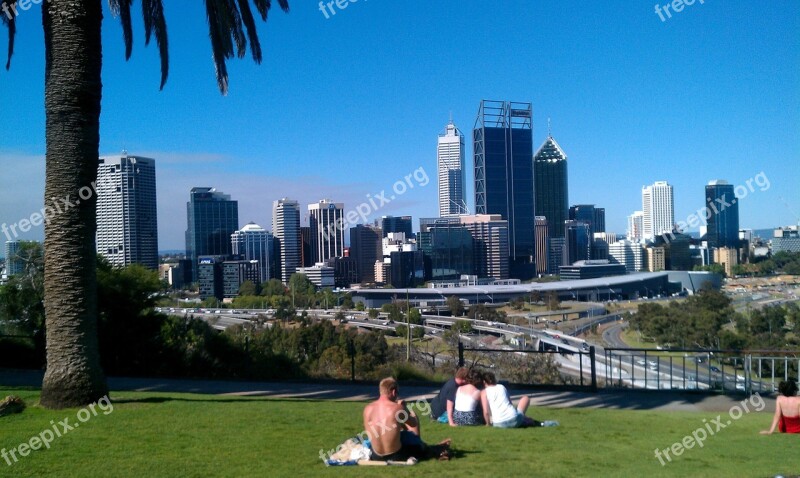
<box><xmin>205</xmin><ymin>0</ymin><xmax>289</xmax><ymax>94</ymax></box>
<box><xmin>252</xmin><ymin>0</ymin><xmax>290</xmax><ymax>21</ymax></box>
<box><xmin>1</xmin><ymin>1</ymin><xmax>16</xmax><ymax>70</ymax></box>
<box><xmin>108</xmin><ymin>0</ymin><xmax>134</xmax><ymax>60</ymax></box>
<box><xmin>237</xmin><ymin>0</ymin><xmax>262</xmax><ymax>63</ymax></box>
<box><xmin>217</xmin><ymin>0</ymin><xmax>247</xmax><ymax>59</ymax></box>
<box><xmin>205</xmin><ymin>0</ymin><xmax>231</xmax><ymax>94</ymax></box>
<box><xmin>141</xmin><ymin>0</ymin><xmax>169</xmax><ymax>89</ymax></box>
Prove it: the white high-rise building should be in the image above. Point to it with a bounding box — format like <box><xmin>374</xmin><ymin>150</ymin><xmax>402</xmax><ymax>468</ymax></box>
<box><xmin>437</xmin><ymin>120</ymin><xmax>467</xmax><ymax>217</ymax></box>
<box><xmin>273</xmin><ymin>198</ymin><xmax>301</xmax><ymax>284</ymax></box>
<box><xmin>308</xmin><ymin>200</ymin><xmax>345</xmax><ymax>263</ymax></box>
<box><xmin>96</xmin><ymin>154</ymin><xmax>158</xmax><ymax>269</ymax></box>
<box><xmin>608</xmin><ymin>240</ymin><xmax>646</xmax><ymax>273</ymax></box>
<box><xmin>231</xmin><ymin>222</ymin><xmax>273</xmax><ymax>283</ymax></box>
<box><xmin>642</xmin><ymin>181</ymin><xmax>674</xmax><ymax>241</ymax></box>
<box><xmin>627</xmin><ymin>211</ymin><xmax>644</xmax><ymax>242</ymax></box>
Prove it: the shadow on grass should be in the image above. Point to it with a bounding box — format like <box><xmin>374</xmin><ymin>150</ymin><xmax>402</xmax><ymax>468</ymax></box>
<box><xmin>110</xmin><ymin>395</ymin><xmax>361</xmax><ymax>405</ymax></box>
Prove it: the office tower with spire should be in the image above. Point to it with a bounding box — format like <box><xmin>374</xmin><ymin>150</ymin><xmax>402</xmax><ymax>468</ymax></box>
<box><xmin>186</xmin><ymin>187</ymin><xmax>239</xmax><ymax>281</ymax></box>
<box><xmin>308</xmin><ymin>199</ymin><xmax>345</xmax><ymax>263</ymax></box>
<box><xmin>704</xmin><ymin>180</ymin><xmax>740</xmax><ymax>249</ymax></box>
<box><xmin>97</xmin><ymin>154</ymin><xmax>159</xmax><ymax>269</ymax></box>
<box><xmin>534</xmin><ymin>127</ymin><xmax>569</xmax><ymax>239</ymax></box>
<box><xmin>642</xmin><ymin>181</ymin><xmax>674</xmax><ymax>241</ymax></box>
<box><xmin>231</xmin><ymin>222</ymin><xmax>273</xmax><ymax>283</ymax></box>
<box><xmin>273</xmin><ymin>198</ymin><xmax>301</xmax><ymax>284</ymax></box>
<box><xmin>473</xmin><ymin>100</ymin><xmax>535</xmax><ymax>279</ymax></box>
<box><xmin>438</xmin><ymin>118</ymin><xmax>467</xmax><ymax>217</ymax></box>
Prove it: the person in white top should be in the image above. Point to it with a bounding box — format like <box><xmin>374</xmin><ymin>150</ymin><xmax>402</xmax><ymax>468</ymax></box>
<box><xmin>480</xmin><ymin>371</ymin><xmax>558</xmax><ymax>428</ymax></box>
<box><xmin>452</xmin><ymin>369</ymin><xmax>484</xmax><ymax>426</ymax></box>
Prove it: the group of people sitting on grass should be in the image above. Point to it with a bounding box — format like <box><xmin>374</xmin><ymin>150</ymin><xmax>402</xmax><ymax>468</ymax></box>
<box><xmin>360</xmin><ymin>367</ymin><xmax>557</xmax><ymax>464</ymax></box>
<box><xmin>762</xmin><ymin>380</ymin><xmax>800</xmax><ymax>434</ymax></box>
<box><xmin>429</xmin><ymin>366</ymin><xmax>558</xmax><ymax>428</ymax></box>
<box><xmin>360</xmin><ymin>372</ymin><xmax>800</xmax><ymax>464</ymax></box>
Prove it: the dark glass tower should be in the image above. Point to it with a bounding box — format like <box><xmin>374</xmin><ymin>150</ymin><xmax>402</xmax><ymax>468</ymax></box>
<box><xmin>381</xmin><ymin>216</ymin><xmax>413</xmax><ymax>239</ymax></box>
<box><xmin>534</xmin><ymin>135</ymin><xmax>569</xmax><ymax>239</ymax></box>
<box><xmin>568</xmin><ymin>204</ymin><xmax>605</xmax><ymax>236</ymax></box>
<box><xmin>474</xmin><ymin>100</ymin><xmax>535</xmax><ymax>279</ymax></box>
<box><xmin>350</xmin><ymin>224</ymin><xmax>382</xmax><ymax>284</ymax></box>
<box><xmin>186</xmin><ymin>187</ymin><xmax>239</xmax><ymax>281</ymax></box>
<box><xmin>705</xmin><ymin>180</ymin><xmax>740</xmax><ymax>249</ymax></box>
<box><xmin>418</xmin><ymin>221</ymin><xmax>475</xmax><ymax>281</ymax></box>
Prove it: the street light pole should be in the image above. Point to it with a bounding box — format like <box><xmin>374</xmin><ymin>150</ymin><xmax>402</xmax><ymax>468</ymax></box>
<box><xmin>406</xmin><ymin>287</ymin><xmax>411</xmax><ymax>362</ymax></box>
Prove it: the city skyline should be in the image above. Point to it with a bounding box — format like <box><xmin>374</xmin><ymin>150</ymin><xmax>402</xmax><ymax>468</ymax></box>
<box><xmin>1</xmin><ymin>2</ymin><xmax>797</xmax><ymax>250</ymax></box>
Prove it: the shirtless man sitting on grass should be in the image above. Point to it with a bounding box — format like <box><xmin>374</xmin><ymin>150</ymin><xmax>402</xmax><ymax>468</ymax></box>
<box><xmin>363</xmin><ymin>377</ymin><xmax>451</xmax><ymax>462</ymax></box>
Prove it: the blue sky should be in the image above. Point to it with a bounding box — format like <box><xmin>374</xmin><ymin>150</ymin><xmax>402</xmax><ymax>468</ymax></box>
<box><xmin>1</xmin><ymin>0</ymin><xmax>798</xmax><ymax>250</ymax></box>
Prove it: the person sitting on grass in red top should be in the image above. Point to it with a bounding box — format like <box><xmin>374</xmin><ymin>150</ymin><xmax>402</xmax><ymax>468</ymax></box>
<box><xmin>761</xmin><ymin>380</ymin><xmax>800</xmax><ymax>434</ymax></box>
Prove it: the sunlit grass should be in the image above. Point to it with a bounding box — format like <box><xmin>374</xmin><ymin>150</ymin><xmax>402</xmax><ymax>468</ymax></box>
<box><xmin>0</xmin><ymin>387</ymin><xmax>796</xmax><ymax>478</ymax></box>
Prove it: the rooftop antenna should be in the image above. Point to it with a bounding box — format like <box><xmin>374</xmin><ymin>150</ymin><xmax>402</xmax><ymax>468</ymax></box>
<box><xmin>449</xmin><ymin>110</ymin><xmax>453</xmax><ymax>124</ymax></box>
<box><xmin>547</xmin><ymin>117</ymin><xmax>552</xmax><ymax>138</ymax></box>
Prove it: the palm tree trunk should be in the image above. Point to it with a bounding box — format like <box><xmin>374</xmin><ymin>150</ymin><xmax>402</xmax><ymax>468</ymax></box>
<box><xmin>39</xmin><ymin>0</ymin><xmax>108</xmax><ymax>409</ymax></box>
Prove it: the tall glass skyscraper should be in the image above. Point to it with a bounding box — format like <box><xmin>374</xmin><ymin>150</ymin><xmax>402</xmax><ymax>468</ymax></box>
<box><xmin>186</xmin><ymin>187</ymin><xmax>239</xmax><ymax>281</ymax></box>
<box><xmin>704</xmin><ymin>180</ymin><xmax>740</xmax><ymax>249</ymax></box>
<box><xmin>437</xmin><ymin>120</ymin><xmax>467</xmax><ymax>217</ymax></box>
<box><xmin>231</xmin><ymin>222</ymin><xmax>273</xmax><ymax>283</ymax></box>
<box><xmin>534</xmin><ymin>135</ymin><xmax>569</xmax><ymax>239</ymax></box>
<box><xmin>273</xmin><ymin>198</ymin><xmax>301</xmax><ymax>284</ymax></box>
<box><xmin>96</xmin><ymin>155</ymin><xmax>158</xmax><ymax>269</ymax></box>
<box><xmin>473</xmin><ymin>100</ymin><xmax>535</xmax><ymax>279</ymax></box>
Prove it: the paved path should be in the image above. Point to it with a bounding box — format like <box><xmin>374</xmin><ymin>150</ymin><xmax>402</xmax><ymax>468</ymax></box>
<box><xmin>0</xmin><ymin>368</ymin><xmax>773</xmax><ymax>413</ymax></box>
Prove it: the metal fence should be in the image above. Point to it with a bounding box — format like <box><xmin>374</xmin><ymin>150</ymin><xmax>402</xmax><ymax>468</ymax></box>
<box><xmin>457</xmin><ymin>342</ymin><xmax>598</xmax><ymax>392</ymax></box>
<box><xmin>603</xmin><ymin>347</ymin><xmax>800</xmax><ymax>394</ymax></box>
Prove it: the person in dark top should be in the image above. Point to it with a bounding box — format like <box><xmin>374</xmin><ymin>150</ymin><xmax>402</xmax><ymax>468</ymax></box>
<box><xmin>429</xmin><ymin>367</ymin><xmax>469</xmax><ymax>423</ymax></box>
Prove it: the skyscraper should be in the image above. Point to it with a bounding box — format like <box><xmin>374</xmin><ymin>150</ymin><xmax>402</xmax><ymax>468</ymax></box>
<box><xmin>231</xmin><ymin>222</ymin><xmax>273</xmax><ymax>283</ymax></box>
<box><xmin>418</xmin><ymin>219</ymin><xmax>475</xmax><ymax>281</ymax></box>
<box><xmin>381</xmin><ymin>216</ymin><xmax>413</xmax><ymax>239</ymax></box>
<box><xmin>438</xmin><ymin>119</ymin><xmax>467</xmax><ymax>217</ymax></box>
<box><xmin>308</xmin><ymin>199</ymin><xmax>345</xmax><ymax>263</ymax></box>
<box><xmin>705</xmin><ymin>180</ymin><xmax>740</xmax><ymax>249</ymax></box>
<box><xmin>96</xmin><ymin>154</ymin><xmax>158</xmax><ymax>269</ymax></box>
<box><xmin>568</xmin><ymin>204</ymin><xmax>605</xmax><ymax>236</ymax></box>
<box><xmin>564</xmin><ymin>220</ymin><xmax>591</xmax><ymax>265</ymax></box>
<box><xmin>4</xmin><ymin>241</ymin><xmax>23</xmax><ymax>277</ymax></box>
<box><xmin>460</xmin><ymin>214</ymin><xmax>509</xmax><ymax>280</ymax></box>
<box><xmin>349</xmin><ymin>224</ymin><xmax>382</xmax><ymax>284</ymax></box>
<box><xmin>642</xmin><ymin>181</ymin><xmax>674</xmax><ymax>241</ymax></box>
<box><xmin>186</xmin><ymin>187</ymin><xmax>239</xmax><ymax>281</ymax></box>
<box><xmin>627</xmin><ymin>211</ymin><xmax>644</xmax><ymax>242</ymax></box>
<box><xmin>273</xmin><ymin>198</ymin><xmax>301</xmax><ymax>284</ymax></box>
<box><xmin>473</xmin><ymin>100</ymin><xmax>535</xmax><ymax>279</ymax></box>
<box><xmin>534</xmin><ymin>135</ymin><xmax>569</xmax><ymax>239</ymax></box>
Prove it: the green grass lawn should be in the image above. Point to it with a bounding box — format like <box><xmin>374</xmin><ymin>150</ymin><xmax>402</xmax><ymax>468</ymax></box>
<box><xmin>0</xmin><ymin>387</ymin><xmax>797</xmax><ymax>478</ymax></box>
